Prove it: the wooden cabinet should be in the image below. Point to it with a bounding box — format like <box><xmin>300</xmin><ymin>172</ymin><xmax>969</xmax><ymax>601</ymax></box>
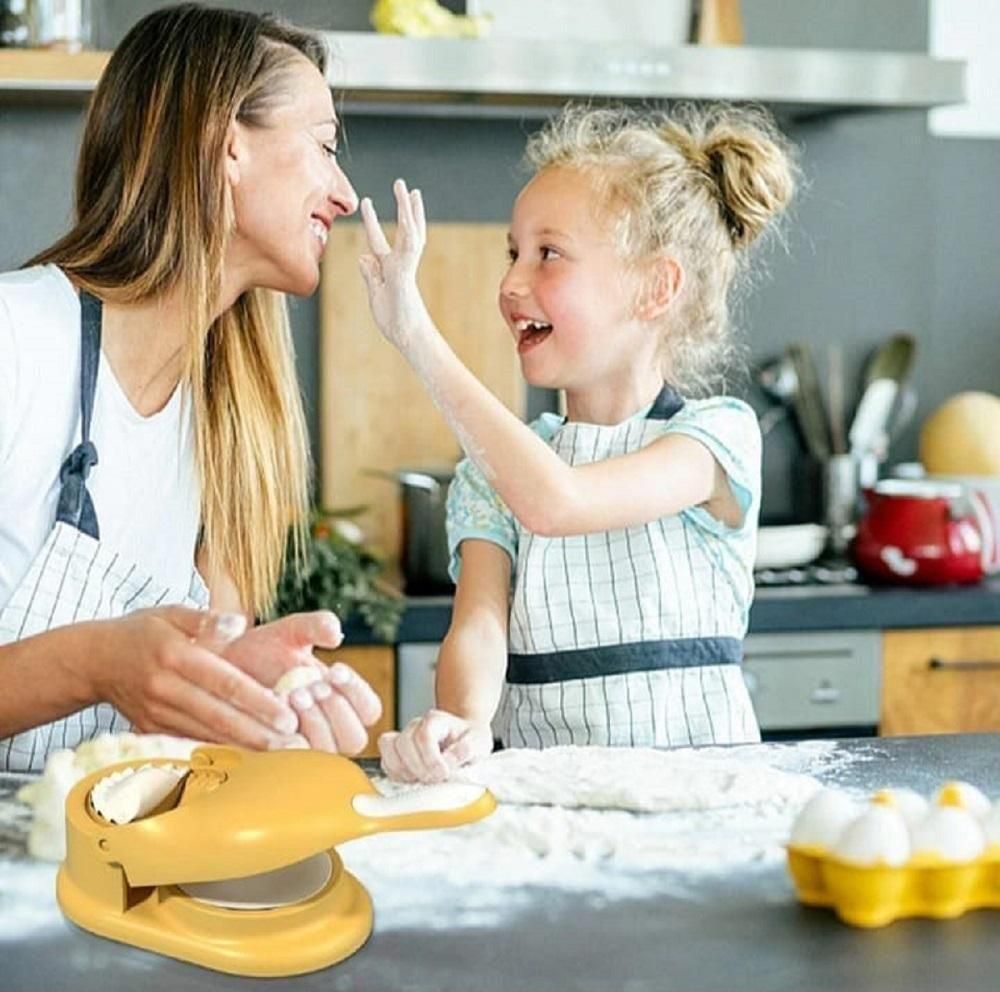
<box><xmin>881</xmin><ymin>627</ymin><xmax>1000</xmax><ymax>736</ymax></box>
<box><xmin>315</xmin><ymin>645</ymin><xmax>395</xmax><ymax>759</ymax></box>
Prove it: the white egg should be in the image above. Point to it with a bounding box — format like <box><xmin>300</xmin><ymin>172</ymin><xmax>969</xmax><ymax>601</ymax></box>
<box><xmin>980</xmin><ymin>802</ymin><xmax>1000</xmax><ymax>846</ymax></box>
<box><xmin>875</xmin><ymin>788</ymin><xmax>929</xmax><ymax>827</ymax></box>
<box><xmin>910</xmin><ymin>806</ymin><xmax>986</xmax><ymax>862</ymax></box>
<box><xmin>789</xmin><ymin>788</ymin><xmax>860</xmax><ymax>850</ymax></box>
<box><xmin>933</xmin><ymin>781</ymin><xmax>991</xmax><ymax>820</ymax></box>
<box><xmin>834</xmin><ymin>805</ymin><xmax>911</xmax><ymax>867</ymax></box>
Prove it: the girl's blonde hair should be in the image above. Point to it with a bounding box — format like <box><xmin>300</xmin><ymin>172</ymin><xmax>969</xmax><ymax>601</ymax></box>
<box><xmin>30</xmin><ymin>4</ymin><xmax>321</xmax><ymax>616</ymax></box>
<box><xmin>525</xmin><ymin>103</ymin><xmax>797</xmax><ymax>395</ymax></box>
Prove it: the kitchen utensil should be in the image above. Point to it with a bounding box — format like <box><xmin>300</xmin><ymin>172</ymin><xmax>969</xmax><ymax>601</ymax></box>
<box><xmin>321</xmin><ymin>223</ymin><xmax>523</xmax><ymax>565</ymax></box>
<box><xmin>851</xmin><ymin>478</ymin><xmax>992</xmax><ymax>586</ymax></box>
<box><xmin>754</xmin><ymin>353</ymin><xmax>799</xmax><ymax>436</ymax></box>
<box><xmin>826</xmin><ymin>344</ymin><xmax>846</xmax><ymax>455</ymax></box>
<box><xmin>786</xmin><ymin>343</ymin><xmax>832</xmax><ymax>461</ymax></box>
<box><xmin>787</xmin><ymin>782</ymin><xmax>1000</xmax><ymax>929</ymax></box>
<box><xmin>57</xmin><ymin>745</ymin><xmax>495</xmax><ymax>977</ymax></box>
<box><xmin>848</xmin><ymin>333</ymin><xmax>916</xmax><ymax>462</ymax></box>
<box><xmin>367</xmin><ymin>467</ymin><xmax>455</xmax><ymax>594</ymax></box>
<box><xmin>823</xmin><ymin>453</ymin><xmax>859</xmax><ymax>558</ymax></box>
<box><xmin>755</xmin><ymin>523</ymin><xmax>828</xmax><ymax>570</ymax></box>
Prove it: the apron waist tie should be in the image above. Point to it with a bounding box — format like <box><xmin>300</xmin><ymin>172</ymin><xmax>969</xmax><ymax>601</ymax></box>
<box><xmin>507</xmin><ymin>636</ymin><xmax>742</xmax><ymax>685</ymax></box>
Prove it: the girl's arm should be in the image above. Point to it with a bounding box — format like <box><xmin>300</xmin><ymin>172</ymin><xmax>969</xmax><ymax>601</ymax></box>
<box><xmin>359</xmin><ymin>182</ymin><xmax>742</xmax><ymax>538</ymax></box>
<box><xmin>379</xmin><ymin>539</ymin><xmax>510</xmax><ymax>783</ymax></box>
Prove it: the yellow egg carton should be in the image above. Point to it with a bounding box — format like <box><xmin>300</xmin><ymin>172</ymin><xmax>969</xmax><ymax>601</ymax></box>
<box><xmin>786</xmin><ymin>783</ymin><xmax>1000</xmax><ymax>928</ymax></box>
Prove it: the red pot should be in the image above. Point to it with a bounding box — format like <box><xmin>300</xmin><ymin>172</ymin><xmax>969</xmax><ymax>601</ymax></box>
<box><xmin>851</xmin><ymin>479</ymin><xmax>991</xmax><ymax>585</ymax></box>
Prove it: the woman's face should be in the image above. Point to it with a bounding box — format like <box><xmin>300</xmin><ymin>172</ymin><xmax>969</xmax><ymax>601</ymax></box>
<box><xmin>226</xmin><ymin>56</ymin><xmax>358</xmax><ymax>297</ymax></box>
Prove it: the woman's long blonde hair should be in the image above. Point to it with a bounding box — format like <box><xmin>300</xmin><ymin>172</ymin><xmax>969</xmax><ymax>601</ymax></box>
<box><xmin>30</xmin><ymin>3</ymin><xmax>319</xmax><ymax>616</ymax></box>
<box><xmin>525</xmin><ymin>104</ymin><xmax>798</xmax><ymax>396</ymax></box>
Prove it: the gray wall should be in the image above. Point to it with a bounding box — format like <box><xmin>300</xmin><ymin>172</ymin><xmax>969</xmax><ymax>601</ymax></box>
<box><xmin>2</xmin><ymin>2</ymin><xmax>999</xmax><ymax>522</ymax></box>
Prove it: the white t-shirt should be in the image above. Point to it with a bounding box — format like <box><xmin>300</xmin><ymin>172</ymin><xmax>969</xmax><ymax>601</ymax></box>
<box><xmin>0</xmin><ymin>265</ymin><xmax>201</xmax><ymax>609</ymax></box>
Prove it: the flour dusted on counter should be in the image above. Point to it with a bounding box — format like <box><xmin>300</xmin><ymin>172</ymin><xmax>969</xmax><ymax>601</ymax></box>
<box><xmin>339</xmin><ymin>741</ymin><xmax>864</xmax><ymax>929</ymax></box>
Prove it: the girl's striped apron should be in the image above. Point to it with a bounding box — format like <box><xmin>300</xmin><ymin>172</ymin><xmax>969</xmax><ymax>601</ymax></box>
<box><xmin>497</xmin><ymin>387</ymin><xmax>760</xmax><ymax>750</ymax></box>
<box><xmin>0</xmin><ymin>291</ymin><xmax>208</xmax><ymax>772</ymax></box>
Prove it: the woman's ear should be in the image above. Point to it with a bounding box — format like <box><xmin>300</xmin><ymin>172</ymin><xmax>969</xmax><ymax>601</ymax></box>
<box><xmin>637</xmin><ymin>255</ymin><xmax>684</xmax><ymax>321</ymax></box>
<box><xmin>224</xmin><ymin>121</ymin><xmax>247</xmax><ymax>188</ymax></box>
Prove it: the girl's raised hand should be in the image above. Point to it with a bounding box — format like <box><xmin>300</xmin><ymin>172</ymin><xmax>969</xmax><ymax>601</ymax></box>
<box><xmin>358</xmin><ymin>178</ymin><xmax>433</xmax><ymax>352</ymax></box>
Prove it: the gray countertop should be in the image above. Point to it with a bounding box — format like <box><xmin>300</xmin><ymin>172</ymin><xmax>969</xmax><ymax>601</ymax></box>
<box><xmin>1</xmin><ymin>734</ymin><xmax>998</xmax><ymax>992</ymax></box>
<box><xmin>351</xmin><ymin>579</ymin><xmax>1000</xmax><ymax>644</ymax></box>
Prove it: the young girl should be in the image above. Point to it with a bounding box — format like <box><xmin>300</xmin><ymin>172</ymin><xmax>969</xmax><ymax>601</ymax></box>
<box><xmin>359</xmin><ymin>105</ymin><xmax>796</xmax><ymax>782</ymax></box>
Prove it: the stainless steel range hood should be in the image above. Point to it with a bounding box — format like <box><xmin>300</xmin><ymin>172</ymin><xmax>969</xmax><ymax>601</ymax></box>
<box><xmin>320</xmin><ymin>32</ymin><xmax>966</xmax><ymax>119</ymax></box>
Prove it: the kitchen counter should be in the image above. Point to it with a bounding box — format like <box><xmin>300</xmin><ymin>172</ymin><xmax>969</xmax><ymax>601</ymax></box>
<box><xmin>1</xmin><ymin>734</ymin><xmax>998</xmax><ymax>992</ymax></box>
<box><xmin>348</xmin><ymin>579</ymin><xmax>1000</xmax><ymax>644</ymax></box>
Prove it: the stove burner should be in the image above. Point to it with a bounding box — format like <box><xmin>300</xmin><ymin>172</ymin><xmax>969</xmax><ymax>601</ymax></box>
<box><xmin>755</xmin><ymin>561</ymin><xmax>859</xmax><ymax>586</ymax></box>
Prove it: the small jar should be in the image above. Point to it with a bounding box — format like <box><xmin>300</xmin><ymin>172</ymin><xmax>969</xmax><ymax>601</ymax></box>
<box><xmin>0</xmin><ymin>0</ymin><xmax>32</xmax><ymax>48</ymax></box>
<box><xmin>31</xmin><ymin>0</ymin><xmax>92</xmax><ymax>51</ymax></box>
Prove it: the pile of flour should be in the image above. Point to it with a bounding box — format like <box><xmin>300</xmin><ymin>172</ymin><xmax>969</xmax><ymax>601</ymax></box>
<box><xmin>338</xmin><ymin>740</ymin><xmax>863</xmax><ymax>928</ymax></box>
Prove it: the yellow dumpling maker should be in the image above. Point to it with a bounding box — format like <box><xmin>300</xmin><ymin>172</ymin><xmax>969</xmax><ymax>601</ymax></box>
<box><xmin>57</xmin><ymin>745</ymin><xmax>496</xmax><ymax>976</ymax></box>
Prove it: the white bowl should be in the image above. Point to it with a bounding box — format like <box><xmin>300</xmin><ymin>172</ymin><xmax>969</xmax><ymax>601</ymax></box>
<box><xmin>755</xmin><ymin>524</ymin><xmax>828</xmax><ymax>570</ymax></box>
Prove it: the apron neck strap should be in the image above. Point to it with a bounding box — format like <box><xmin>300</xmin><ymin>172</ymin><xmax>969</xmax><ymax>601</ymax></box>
<box><xmin>646</xmin><ymin>384</ymin><xmax>685</xmax><ymax>421</ymax></box>
<box><xmin>55</xmin><ymin>290</ymin><xmax>103</xmax><ymax>540</ymax></box>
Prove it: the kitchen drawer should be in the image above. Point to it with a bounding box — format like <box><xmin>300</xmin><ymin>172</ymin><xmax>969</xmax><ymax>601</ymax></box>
<box><xmin>742</xmin><ymin>631</ymin><xmax>881</xmax><ymax>732</ymax></box>
<box><xmin>882</xmin><ymin>626</ymin><xmax>1000</xmax><ymax>735</ymax></box>
<box><xmin>315</xmin><ymin>645</ymin><xmax>395</xmax><ymax>759</ymax></box>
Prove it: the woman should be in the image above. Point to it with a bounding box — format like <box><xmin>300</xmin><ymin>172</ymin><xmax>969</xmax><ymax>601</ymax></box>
<box><xmin>0</xmin><ymin>4</ymin><xmax>380</xmax><ymax>771</ymax></box>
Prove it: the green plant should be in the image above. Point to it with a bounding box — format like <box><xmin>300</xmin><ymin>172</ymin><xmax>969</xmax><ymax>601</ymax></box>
<box><xmin>270</xmin><ymin>509</ymin><xmax>404</xmax><ymax>642</ymax></box>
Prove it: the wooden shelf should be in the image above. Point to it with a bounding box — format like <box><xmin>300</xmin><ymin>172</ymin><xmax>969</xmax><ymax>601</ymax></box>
<box><xmin>0</xmin><ymin>49</ymin><xmax>109</xmax><ymax>102</ymax></box>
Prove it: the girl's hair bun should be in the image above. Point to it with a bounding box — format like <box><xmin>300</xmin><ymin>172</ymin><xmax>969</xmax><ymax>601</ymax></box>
<box><xmin>686</xmin><ymin>107</ymin><xmax>796</xmax><ymax>249</ymax></box>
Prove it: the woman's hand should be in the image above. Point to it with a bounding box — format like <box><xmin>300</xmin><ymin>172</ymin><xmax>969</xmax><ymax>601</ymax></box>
<box><xmin>220</xmin><ymin>611</ymin><xmax>383</xmax><ymax>756</ymax></box>
<box><xmin>92</xmin><ymin>606</ymin><xmax>301</xmax><ymax>750</ymax></box>
<box><xmin>378</xmin><ymin>708</ymin><xmax>493</xmax><ymax>783</ymax></box>
<box><xmin>358</xmin><ymin>178</ymin><xmax>434</xmax><ymax>353</ymax></box>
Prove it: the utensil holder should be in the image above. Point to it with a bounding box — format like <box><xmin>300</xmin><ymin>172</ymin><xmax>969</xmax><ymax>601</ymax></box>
<box><xmin>824</xmin><ymin>454</ymin><xmax>859</xmax><ymax>557</ymax></box>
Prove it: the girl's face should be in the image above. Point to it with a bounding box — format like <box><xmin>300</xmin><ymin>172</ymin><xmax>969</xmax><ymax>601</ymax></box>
<box><xmin>225</xmin><ymin>56</ymin><xmax>358</xmax><ymax>297</ymax></box>
<box><xmin>499</xmin><ymin>166</ymin><xmax>655</xmax><ymax>393</ymax></box>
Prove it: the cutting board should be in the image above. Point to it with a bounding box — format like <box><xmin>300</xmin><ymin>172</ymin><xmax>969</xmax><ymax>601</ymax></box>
<box><xmin>319</xmin><ymin>222</ymin><xmax>524</xmax><ymax>560</ymax></box>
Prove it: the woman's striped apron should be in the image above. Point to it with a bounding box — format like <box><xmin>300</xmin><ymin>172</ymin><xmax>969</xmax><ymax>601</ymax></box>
<box><xmin>0</xmin><ymin>291</ymin><xmax>208</xmax><ymax>772</ymax></box>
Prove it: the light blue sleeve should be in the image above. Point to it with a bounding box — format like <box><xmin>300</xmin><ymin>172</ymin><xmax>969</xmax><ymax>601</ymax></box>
<box><xmin>446</xmin><ymin>456</ymin><xmax>518</xmax><ymax>581</ymax></box>
<box><xmin>664</xmin><ymin>397</ymin><xmax>762</xmax><ymax>536</ymax></box>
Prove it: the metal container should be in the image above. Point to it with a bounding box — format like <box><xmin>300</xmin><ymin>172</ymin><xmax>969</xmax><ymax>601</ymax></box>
<box><xmin>30</xmin><ymin>0</ymin><xmax>91</xmax><ymax>51</ymax></box>
<box><xmin>374</xmin><ymin>469</ymin><xmax>455</xmax><ymax>595</ymax></box>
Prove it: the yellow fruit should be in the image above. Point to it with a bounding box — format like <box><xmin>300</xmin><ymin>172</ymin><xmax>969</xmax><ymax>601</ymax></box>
<box><xmin>370</xmin><ymin>0</ymin><xmax>490</xmax><ymax>38</ymax></box>
<box><xmin>919</xmin><ymin>391</ymin><xmax>1000</xmax><ymax>475</ymax></box>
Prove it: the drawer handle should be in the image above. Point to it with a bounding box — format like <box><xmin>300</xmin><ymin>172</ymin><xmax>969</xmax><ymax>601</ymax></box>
<box><xmin>810</xmin><ymin>683</ymin><xmax>841</xmax><ymax>705</ymax></box>
<box><xmin>928</xmin><ymin>657</ymin><xmax>1000</xmax><ymax>672</ymax></box>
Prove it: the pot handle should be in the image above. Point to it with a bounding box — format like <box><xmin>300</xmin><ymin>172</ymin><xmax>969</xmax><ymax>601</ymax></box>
<box><xmin>960</xmin><ymin>489</ymin><xmax>997</xmax><ymax>575</ymax></box>
<box><xmin>364</xmin><ymin>468</ymin><xmax>441</xmax><ymax>493</ymax></box>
